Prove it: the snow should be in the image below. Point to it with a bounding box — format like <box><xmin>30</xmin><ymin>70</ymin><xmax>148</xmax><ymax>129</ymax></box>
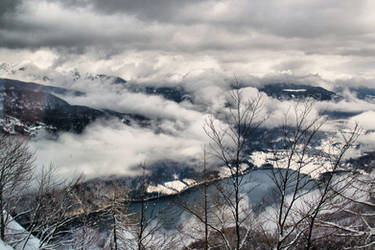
<box><xmin>164</xmin><ymin>180</ymin><xmax>187</xmax><ymax>192</ymax></box>
<box><xmin>219</xmin><ymin>167</ymin><xmax>232</xmax><ymax>178</ymax></box>
<box><xmin>218</xmin><ymin>163</ymin><xmax>249</xmax><ymax>178</ymax></box>
<box><xmin>147</xmin><ymin>179</ymin><xmax>197</xmax><ymax>195</ymax></box>
<box><xmin>249</xmin><ymin>151</ymin><xmax>269</xmax><ymax>168</ymax></box>
<box><xmin>147</xmin><ymin>184</ymin><xmax>176</xmax><ymax>195</ymax></box>
<box><xmin>0</xmin><ymin>115</ymin><xmax>52</xmax><ymax>136</ymax></box>
<box><xmin>249</xmin><ymin>150</ymin><xmax>332</xmax><ymax>178</ymax></box>
<box><xmin>3</xmin><ymin>212</ymin><xmax>40</xmax><ymax>250</ymax></box>
<box><xmin>0</xmin><ymin>240</ymin><xmax>13</xmax><ymax>250</ymax></box>
<box><xmin>282</xmin><ymin>89</ymin><xmax>307</xmax><ymax>92</ymax></box>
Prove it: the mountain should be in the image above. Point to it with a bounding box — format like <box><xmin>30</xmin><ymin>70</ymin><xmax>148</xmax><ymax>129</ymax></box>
<box><xmin>259</xmin><ymin>83</ymin><xmax>340</xmax><ymax>101</ymax></box>
<box><xmin>127</xmin><ymin>84</ymin><xmax>193</xmax><ymax>103</ymax></box>
<box><xmin>350</xmin><ymin>87</ymin><xmax>375</xmax><ymax>100</ymax></box>
<box><xmin>86</xmin><ymin>74</ymin><xmax>127</xmax><ymax>85</ymax></box>
<box><xmin>0</xmin><ymin>78</ymin><xmax>149</xmax><ymax>135</ymax></box>
<box><xmin>333</xmin><ymin>86</ymin><xmax>375</xmax><ymax>101</ymax></box>
<box><xmin>0</xmin><ymin>63</ymin><xmax>193</xmax><ymax>104</ymax></box>
<box><xmin>0</xmin><ymin>63</ymin><xmax>127</xmax><ymax>87</ymax></box>
<box><xmin>319</xmin><ymin>110</ymin><xmax>363</xmax><ymax>119</ymax></box>
<box><xmin>1</xmin><ymin>78</ymin><xmax>84</xmax><ymax>97</ymax></box>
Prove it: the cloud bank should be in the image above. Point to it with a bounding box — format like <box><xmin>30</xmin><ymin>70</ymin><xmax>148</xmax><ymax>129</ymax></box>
<box><xmin>30</xmin><ymin>119</ymin><xmax>208</xmax><ymax>178</ymax></box>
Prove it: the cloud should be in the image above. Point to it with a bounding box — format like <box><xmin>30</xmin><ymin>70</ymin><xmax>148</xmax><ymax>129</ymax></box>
<box><xmin>0</xmin><ymin>0</ymin><xmax>174</xmax><ymax>50</ymax></box>
<box><xmin>30</xmin><ymin>119</ymin><xmax>208</xmax><ymax>178</ymax></box>
<box><xmin>358</xmin><ymin>132</ymin><xmax>375</xmax><ymax>152</ymax></box>
<box><xmin>0</xmin><ymin>0</ymin><xmax>375</xmax><ymax>82</ymax></box>
<box><xmin>50</xmin><ymin>0</ymin><xmax>202</xmax><ymax>22</ymax></box>
<box><xmin>0</xmin><ymin>0</ymin><xmax>22</xmax><ymax>26</ymax></box>
<box><xmin>350</xmin><ymin>111</ymin><xmax>375</xmax><ymax>131</ymax></box>
<box><xmin>47</xmin><ymin>0</ymin><xmax>373</xmax><ymax>41</ymax></box>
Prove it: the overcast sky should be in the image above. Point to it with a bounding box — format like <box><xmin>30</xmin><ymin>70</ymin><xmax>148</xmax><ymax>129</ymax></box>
<box><xmin>1</xmin><ymin>0</ymin><xmax>375</xmax><ymax>83</ymax></box>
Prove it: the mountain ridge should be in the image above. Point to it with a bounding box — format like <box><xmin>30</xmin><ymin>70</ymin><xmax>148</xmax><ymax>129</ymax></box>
<box><xmin>0</xmin><ymin>78</ymin><xmax>150</xmax><ymax>135</ymax></box>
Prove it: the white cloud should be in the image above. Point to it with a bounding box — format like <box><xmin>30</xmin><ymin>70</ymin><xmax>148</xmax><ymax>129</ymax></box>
<box><xmin>30</xmin><ymin>119</ymin><xmax>207</xmax><ymax>178</ymax></box>
<box><xmin>350</xmin><ymin>111</ymin><xmax>375</xmax><ymax>131</ymax></box>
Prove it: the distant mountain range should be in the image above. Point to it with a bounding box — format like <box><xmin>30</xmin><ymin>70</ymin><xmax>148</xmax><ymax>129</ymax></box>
<box><xmin>0</xmin><ymin>69</ymin><xmax>372</xmax><ymax>189</ymax></box>
<box><xmin>2</xmin><ymin>75</ymin><xmax>374</xmax><ymax>136</ymax></box>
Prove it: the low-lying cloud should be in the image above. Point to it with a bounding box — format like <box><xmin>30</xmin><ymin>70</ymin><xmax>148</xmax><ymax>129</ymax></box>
<box><xmin>3</xmin><ymin>61</ymin><xmax>375</xmax><ymax>179</ymax></box>
<box><xmin>30</xmin><ymin>119</ymin><xmax>208</xmax><ymax>178</ymax></box>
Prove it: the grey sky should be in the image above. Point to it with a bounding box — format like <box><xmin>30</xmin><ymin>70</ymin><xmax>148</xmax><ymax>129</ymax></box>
<box><xmin>1</xmin><ymin>0</ymin><xmax>375</xmax><ymax>81</ymax></box>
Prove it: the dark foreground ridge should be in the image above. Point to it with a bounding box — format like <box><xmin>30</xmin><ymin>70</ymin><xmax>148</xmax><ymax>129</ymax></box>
<box><xmin>0</xmin><ymin>78</ymin><xmax>150</xmax><ymax>134</ymax></box>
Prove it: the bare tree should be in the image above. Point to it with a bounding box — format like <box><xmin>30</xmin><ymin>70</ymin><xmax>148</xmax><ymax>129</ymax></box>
<box><xmin>314</xmin><ymin>164</ymin><xmax>375</xmax><ymax>249</ymax></box>
<box><xmin>176</xmin><ymin>147</ymin><xmax>226</xmax><ymax>249</ymax></box>
<box><xmin>132</xmin><ymin>163</ymin><xmax>150</xmax><ymax>250</ymax></box>
<box><xmin>103</xmin><ymin>181</ymin><xmax>131</xmax><ymax>250</ymax></box>
<box><xmin>204</xmin><ymin>84</ymin><xmax>266</xmax><ymax>249</ymax></box>
<box><xmin>69</xmin><ymin>181</ymin><xmax>102</xmax><ymax>250</ymax></box>
<box><xmin>67</xmin><ymin>178</ymin><xmax>129</xmax><ymax>250</ymax></box>
<box><xmin>17</xmin><ymin>165</ymin><xmax>81</xmax><ymax>249</ymax></box>
<box><xmin>203</xmin><ymin>147</ymin><xmax>209</xmax><ymax>250</ymax></box>
<box><xmin>268</xmin><ymin>100</ymin><xmax>360</xmax><ymax>249</ymax></box>
<box><xmin>0</xmin><ymin>134</ymin><xmax>34</xmax><ymax>242</ymax></box>
<box><xmin>67</xmin><ymin>164</ymin><xmax>175</xmax><ymax>250</ymax></box>
<box><xmin>269</xmin><ymin>100</ymin><xmax>325</xmax><ymax>249</ymax></box>
<box><xmin>70</xmin><ymin>225</ymin><xmax>101</xmax><ymax>250</ymax></box>
<box><xmin>123</xmin><ymin>163</ymin><xmax>176</xmax><ymax>250</ymax></box>
<box><xmin>304</xmin><ymin>123</ymin><xmax>359</xmax><ymax>249</ymax></box>
<box><xmin>0</xmin><ymin>135</ymin><xmax>85</xmax><ymax>248</ymax></box>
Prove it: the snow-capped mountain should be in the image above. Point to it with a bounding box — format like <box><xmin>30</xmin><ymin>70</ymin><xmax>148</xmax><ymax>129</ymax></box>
<box><xmin>0</xmin><ymin>63</ymin><xmax>127</xmax><ymax>88</ymax></box>
<box><xmin>0</xmin><ymin>63</ymin><xmax>194</xmax><ymax>104</ymax></box>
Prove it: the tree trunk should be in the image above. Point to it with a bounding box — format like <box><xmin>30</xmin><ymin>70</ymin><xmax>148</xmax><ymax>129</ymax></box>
<box><xmin>138</xmin><ymin>180</ymin><xmax>145</xmax><ymax>250</ymax></box>
<box><xmin>204</xmin><ymin>148</ymin><xmax>208</xmax><ymax>250</ymax></box>
<box><xmin>0</xmin><ymin>190</ymin><xmax>5</xmax><ymax>241</ymax></box>
<box><xmin>235</xmin><ymin>182</ymin><xmax>240</xmax><ymax>249</ymax></box>
<box><xmin>112</xmin><ymin>211</ymin><xmax>118</xmax><ymax>250</ymax></box>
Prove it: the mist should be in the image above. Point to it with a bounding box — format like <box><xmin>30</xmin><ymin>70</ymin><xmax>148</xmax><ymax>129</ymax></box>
<box><xmin>29</xmin><ymin>119</ymin><xmax>209</xmax><ymax>178</ymax></box>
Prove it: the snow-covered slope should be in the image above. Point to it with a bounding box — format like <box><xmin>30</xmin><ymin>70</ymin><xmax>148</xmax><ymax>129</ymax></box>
<box><xmin>0</xmin><ymin>240</ymin><xmax>13</xmax><ymax>250</ymax></box>
<box><xmin>6</xmin><ymin>218</ymin><xmax>39</xmax><ymax>250</ymax></box>
<box><xmin>0</xmin><ymin>212</ymin><xmax>40</xmax><ymax>250</ymax></box>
